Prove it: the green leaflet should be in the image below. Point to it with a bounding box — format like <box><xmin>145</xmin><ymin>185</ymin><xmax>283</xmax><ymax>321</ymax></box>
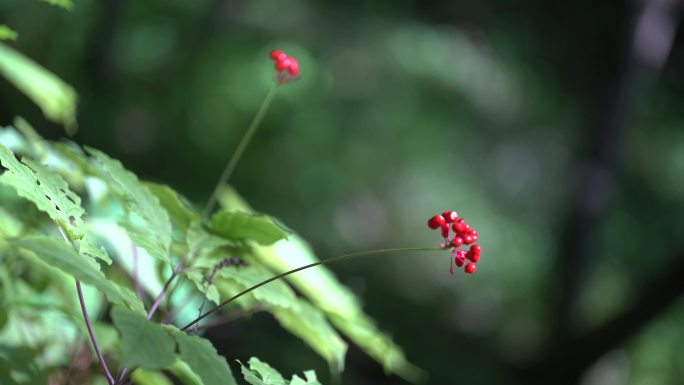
<box><xmin>86</xmin><ymin>147</ymin><xmax>172</xmax><ymax>264</ymax></box>
<box><xmin>239</xmin><ymin>357</ymin><xmax>285</xmax><ymax>385</ymax></box>
<box><xmin>0</xmin><ymin>143</ymin><xmax>84</xmax><ymax>240</ymax></box>
<box><xmin>220</xmin><ymin>188</ymin><xmax>421</xmax><ymax>380</ymax></box>
<box><xmin>170</xmin><ymin>329</ymin><xmax>238</xmax><ymax>385</ymax></box>
<box><xmin>12</xmin><ymin>237</ymin><xmax>144</xmax><ymax>313</ymax></box>
<box><xmin>0</xmin><ymin>43</ymin><xmax>77</xmax><ymax>133</ymax></box>
<box><xmin>239</xmin><ymin>357</ymin><xmax>322</xmax><ymax>385</ymax></box>
<box><xmin>40</xmin><ymin>0</ymin><xmax>74</xmax><ymax>10</ymax></box>
<box><xmin>146</xmin><ymin>182</ymin><xmax>199</xmax><ymax>232</ymax></box>
<box><xmin>272</xmin><ymin>301</ymin><xmax>347</xmax><ymax>374</ymax></box>
<box><xmin>130</xmin><ymin>368</ymin><xmax>174</xmax><ymax>385</ymax></box>
<box><xmin>0</xmin><ymin>26</ymin><xmax>17</xmax><ymax>41</ymax></box>
<box><xmin>209</xmin><ymin>210</ymin><xmax>288</xmax><ymax>245</ymax></box>
<box><xmin>216</xmin><ymin>265</ymin><xmax>300</xmax><ymax>310</ymax></box>
<box><xmin>167</xmin><ymin>360</ymin><xmax>203</xmax><ymax>385</ymax></box>
<box><xmin>111</xmin><ymin>307</ymin><xmax>175</xmax><ymax>369</ymax></box>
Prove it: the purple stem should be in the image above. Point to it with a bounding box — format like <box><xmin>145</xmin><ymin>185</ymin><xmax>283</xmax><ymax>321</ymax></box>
<box><xmin>76</xmin><ymin>279</ymin><xmax>116</xmax><ymax>385</ymax></box>
<box><xmin>147</xmin><ymin>263</ymin><xmax>184</xmax><ymax>320</ymax></box>
<box><xmin>132</xmin><ymin>243</ymin><xmax>144</xmax><ymax>303</ymax></box>
<box><xmin>56</xmin><ymin>225</ymin><xmax>115</xmax><ymax>385</ymax></box>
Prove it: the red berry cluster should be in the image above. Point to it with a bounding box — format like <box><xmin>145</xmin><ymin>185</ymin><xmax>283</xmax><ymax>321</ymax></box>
<box><xmin>269</xmin><ymin>49</ymin><xmax>300</xmax><ymax>84</ymax></box>
<box><xmin>427</xmin><ymin>210</ymin><xmax>482</xmax><ymax>275</ymax></box>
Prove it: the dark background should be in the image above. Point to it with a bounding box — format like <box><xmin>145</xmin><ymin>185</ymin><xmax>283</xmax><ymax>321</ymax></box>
<box><xmin>2</xmin><ymin>0</ymin><xmax>684</xmax><ymax>384</ymax></box>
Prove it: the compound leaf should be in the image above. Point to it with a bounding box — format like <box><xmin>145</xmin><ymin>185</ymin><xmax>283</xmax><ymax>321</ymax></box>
<box><xmin>111</xmin><ymin>306</ymin><xmax>175</xmax><ymax>369</ymax></box>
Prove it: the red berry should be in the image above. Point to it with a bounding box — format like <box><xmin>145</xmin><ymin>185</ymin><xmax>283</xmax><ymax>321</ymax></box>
<box><xmin>470</xmin><ymin>244</ymin><xmax>482</xmax><ymax>256</ymax></box>
<box><xmin>288</xmin><ymin>59</ymin><xmax>300</xmax><ymax>76</ymax></box>
<box><xmin>453</xmin><ymin>219</ymin><xmax>468</xmax><ymax>234</ymax></box>
<box><xmin>463</xmin><ymin>234</ymin><xmax>475</xmax><ymax>244</ymax></box>
<box><xmin>465</xmin><ymin>263</ymin><xmax>477</xmax><ymax>274</ymax></box>
<box><xmin>467</xmin><ymin>251</ymin><xmax>480</xmax><ymax>262</ymax></box>
<box><xmin>428</xmin><ymin>215</ymin><xmax>446</xmax><ymax>229</ymax></box>
<box><xmin>452</xmin><ymin>236</ymin><xmax>464</xmax><ymax>247</ymax></box>
<box><xmin>270</xmin><ymin>49</ymin><xmax>287</xmax><ymax>61</ymax></box>
<box><xmin>276</xmin><ymin>57</ymin><xmax>292</xmax><ymax>70</ymax></box>
<box><xmin>455</xmin><ymin>255</ymin><xmax>465</xmax><ymax>267</ymax></box>
<box><xmin>440</xmin><ymin>223</ymin><xmax>450</xmax><ymax>238</ymax></box>
<box><xmin>442</xmin><ymin>211</ymin><xmax>458</xmax><ymax>223</ymax></box>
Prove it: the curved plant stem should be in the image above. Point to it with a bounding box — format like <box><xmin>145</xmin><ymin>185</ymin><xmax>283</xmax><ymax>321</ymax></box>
<box><xmin>201</xmin><ymin>84</ymin><xmax>279</xmax><ymax>221</ymax></box>
<box><xmin>57</xmin><ymin>226</ymin><xmax>115</xmax><ymax>385</ymax></box>
<box><xmin>181</xmin><ymin>247</ymin><xmax>441</xmax><ymax>331</ymax></box>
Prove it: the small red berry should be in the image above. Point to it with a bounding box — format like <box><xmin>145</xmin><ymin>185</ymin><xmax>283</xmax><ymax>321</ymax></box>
<box><xmin>467</xmin><ymin>251</ymin><xmax>480</xmax><ymax>262</ymax></box>
<box><xmin>452</xmin><ymin>236</ymin><xmax>464</xmax><ymax>247</ymax></box>
<box><xmin>453</xmin><ymin>219</ymin><xmax>468</xmax><ymax>234</ymax></box>
<box><xmin>288</xmin><ymin>59</ymin><xmax>300</xmax><ymax>76</ymax></box>
<box><xmin>463</xmin><ymin>234</ymin><xmax>475</xmax><ymax>244</ymax></box>
<box><xmin>442</xmin><ymin>211</ymin><xmax>458</xmax><ymax>223</ymax></box>
<box><xmin>270</xmin><ymin>49</ymin><xmax>287</xmax><ymax>61</ymax></box>
<box><xmin>455</xmin><ymin>255</ymin><xmax>465</xmax><ymax>267</ymax></box>
<box><xmin>470</xmin><ymin>244</ymin><xmax>482</xmax><ymax>256</ymax></box>
<box><xmin>449</xmin><ymin>267</ymin><xmax>455</xmax><ymax>275</ymax></box>
<box><xmin>440</xmin><ymin>223</ymin><xmax>450</xmax><ymax>238</ymax></box>
<box><xmin>276</xmin><ymin>57</ymin><xmax>292</xmax><ymax>71</ymax></box>
<box><xmin>428</xmin><ymin>215</ymin><xmax>446</xmax><ymax>229</ymax></box>
<box><xmin>465</xmin><ymin>263</ymin><xmax>477</xmax><ymax>274</ymax></box>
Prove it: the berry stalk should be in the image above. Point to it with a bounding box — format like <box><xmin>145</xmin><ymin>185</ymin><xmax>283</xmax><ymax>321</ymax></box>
<box><xmin>201</xmin><ymin>83</ymin><xmax>279</xmax><ymax>221</ymax></box>
<box><xmin>180</xmin><ymin>247</ymin><xmax>442</xmax><ymax>331</ymax></box>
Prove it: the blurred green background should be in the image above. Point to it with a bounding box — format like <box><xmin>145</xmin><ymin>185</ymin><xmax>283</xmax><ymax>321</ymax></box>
<box><xmin>2</xmin><ymin>0</ymin><xmax>684</xmax><ymax>384</ymax></box>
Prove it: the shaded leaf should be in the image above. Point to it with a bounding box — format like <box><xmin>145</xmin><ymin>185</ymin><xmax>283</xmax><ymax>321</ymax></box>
<box><xmin>273</xmin><ymin>301</ymin><xmax>347</xmax><ymax>373</ymax></box>
<box><xmin>111</xmin><ymin>306</ymin><xmax>175</xmax><ymax>369</ymax></box>
<box><xmin>209</xmin><ymin>210</ymin><xmax>288</xmax><ymax>245</ymax></box>
<box><xmin>0</xmin><ymin>143</ymin><xmax>84</xmax><ymax>240</ymax></box>
<box><xmin>87</xmin><ymin>147</ymin><xmax>172</xmax><ymax>264</ymax></box>
<box><xmin>0</xmin><ymin>43</ymin><xmax>77</xmax><ymax>133</ymax></box>
<box><xmin>167</xmin><ymin>359</ymin><xmax>204</xmax><ymax>385</ymax></box>
<box><xmin>171</xmin><ymin>329</ymin><xmax>238</xmax><ymax>385</ymax></box>
<box><xmin>216</xmin><ymin>265</ymin><xmax>299</xmax><ymax>309</ymax></box>
<box><xmin>12</xmin><ymin>237</ymin><xmax>144</xmax><ymax>313</ymax></box>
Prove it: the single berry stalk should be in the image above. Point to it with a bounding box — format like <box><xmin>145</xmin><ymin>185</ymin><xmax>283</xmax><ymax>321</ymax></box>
<box><xmin>180</xmin><ymin>246</ymin><xmax>442</xmax><ymax>331</ymax></box>
<box><xmin>201</xmin><ymin>83</ymin><xmax>279</xmax><ymax>220</ymax></box>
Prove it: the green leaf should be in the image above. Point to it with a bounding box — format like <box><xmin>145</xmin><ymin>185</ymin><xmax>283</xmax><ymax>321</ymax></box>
<box><xmin>0</xmin><ymin>26</ymin><xmax>17</xmax><ymax>41</ymax></box>
<box><xmin>40</xmin><ymin>0</ymin><xmax>74</xmax><ymax>10</ymax></box>
<box><xmin>131</xmin><ymin>368</ymin><xmax>174</xmax><ymax>385</ymax></box>
<box><xmin>209</xmin><ymin>210</ymin><xmax>288</xmax><ymax>245</ymax></box>
<box><xmin>171</xmin><ymin>330</ymin><xmax>238</xmax><ymax>385</ymax></box>
<box><xmin>273</xmin><ymin>301</ymin><xmax>347</xmax><ymax>373</ymax></box>
<box><xmin>216</xmin><ymin>265</ymin><xmax>299</xmax><ymax>309</ymax></box>
<box><xmin>0</xmin><ymin>143</ymin><xmax>84</xmax><ymax>240</ymax></box>
<box><xmin>0</xmin><ymin>43</ymin><xmax>77</xmax><ymax>133</ymax></box>
<box><xmin>289</xmin><ymin>371</ymin><xmax>321</xmax><ymax>385</ymax></box>
<box><xmin>220</xmin><ymin>188</ymin><xmax>421</xmax><ymax>379</ymax></box>
<box><xmin>167</xmin><ymin>359</ymin><xmax>204</xmax><ymax>385</ymax></box>
<box><xmin>239</xmin><ymin>357</ymin><xmax>321</xmax><ymax>385</ymax></box>
<box><xmin>239</xmin><ymin>357</ymin><xmax>286</xmax><ymax>385</ymax></box>
<box><xmin>330</xmin><ymin>313</ymin><xmax>424</xmax><ymax>383</ymax></box>
<box><xmin>12</xmin><ymin>237</ymin><xmax>144</xmax><ymax>313</ymax></box>
<box><xmin>146</xmin><ymin>182</ymin><xmax>199</xmax><ymax>232</ymax></box>
<box><xmin>86</xmin><ymin>147</ymin><xmax>172</xmax><ymax>264</ymax></box>
<box><xmin>111</xmin><ymin>306</ymin><xmax>175</xmax><ymax>369</ymax></box>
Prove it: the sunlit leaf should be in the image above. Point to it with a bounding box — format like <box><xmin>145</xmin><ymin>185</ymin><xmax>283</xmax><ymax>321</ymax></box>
<box><xmin>239</xmin><ymin>357</ymin><xmax>285</xmax><ymax>385</ymax></box>
<box><xmin>131</xmin><ymin>368</ymin><xmax>174</xmax><ymax>385</ymax></box>
<box><xmin>0</xmin><ymin>143</ymin><xmax>84</xmax><ymax>240</ymax></box>
<box><xmin>0</xmin><ymin>43</ymin><xmax>77</xmax><ymax>133</ymax></box>
<box><xmin>40</xmin><ymin>0</ymin><xmax>74</xmax><ymax>10</ymax></box>
<box><xmin>111</xmin><ymin>306</ymin><xmax>175</xmax><ymax>369</ymax></box>
<box><xmin>289</xmin><ymin>371</ymin><xmax>321</xmax><ymax>385</ymax></box>
<box><xmin>209</xmin><ymin>210</ymin><xmax>288</xmax><ymax>245</ymax></box>
<box><xmin>12</xmin><ymin>237</ymin><xmax>144</xmax><ymax>313</ymax></box>
<box><xmin>86</xmin><ymin>147</ymin><xmax>172</xmax><ymax>264</ymax></box>
<box><xmin>0</xmin><ymin>26</ymin><xmax>17</xmax><ymax>41</ymax></box>
<box><xmin>146</xmin><ymin>182</ymin><xmax>199</xmax><ymax>232</ymax></box>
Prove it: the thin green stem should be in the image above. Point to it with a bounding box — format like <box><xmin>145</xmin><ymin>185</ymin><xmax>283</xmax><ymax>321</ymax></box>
<box><xmin>201</xmin><ymin>84</ymin><xmax>279</xmax><ymax>221</ymax></box>
<box><xmin>181</xmin><ymin>247</ymin><xmax>442</xmax><ymax>331</ymax></box>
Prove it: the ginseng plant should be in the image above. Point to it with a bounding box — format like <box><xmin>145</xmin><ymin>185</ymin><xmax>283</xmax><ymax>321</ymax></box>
<box><xmin>0</xmin><ymin>48</ymin><xmax>482</xmax><ymax>385</ymax></box>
